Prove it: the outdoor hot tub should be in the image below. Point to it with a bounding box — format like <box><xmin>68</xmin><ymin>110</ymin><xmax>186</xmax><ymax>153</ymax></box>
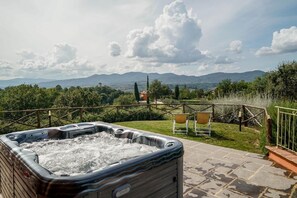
<box><xmin>0</xmin><ymin>122</ymin><xmax>183</xmax><ymax>198</ymax></box>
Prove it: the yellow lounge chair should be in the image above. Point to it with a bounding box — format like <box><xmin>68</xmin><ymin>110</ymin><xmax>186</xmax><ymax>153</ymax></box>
<box><xmin>194</xmin><ymin>112</ymin><xmax>211</xmax><ymax>136</ymax></box>
<box><xmin>172</xmin><ymin>113</ymin><xmax>189</xmax><ymax>135</ymax></box>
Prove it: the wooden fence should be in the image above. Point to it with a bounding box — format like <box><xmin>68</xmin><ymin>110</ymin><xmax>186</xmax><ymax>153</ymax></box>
<box><xmin>0</xmin><ymin>103</ymin><xmax>272</xmax><ymax>142</ymax></box>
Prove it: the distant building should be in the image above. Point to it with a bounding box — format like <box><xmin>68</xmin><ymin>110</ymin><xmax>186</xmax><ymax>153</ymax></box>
<box><xmin>140</xmin><ymin>91</ymin><xmax>148</xmax><ymax>101</ymax></box>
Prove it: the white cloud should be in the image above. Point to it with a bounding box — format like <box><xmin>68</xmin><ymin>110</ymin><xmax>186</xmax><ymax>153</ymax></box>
<box><xmin>126</xmin><ymin>0</ymin><xmax>204</xmax><ymax>63</ymax></box>
<box><xmin>16</xmin><ymin>50</ymin><xmax>36</xmax><ymax>62</ymax></box>
<box><xmin>229</xmin><ymin>40</ymin><xmax>242</xmax><ymax>54</ymax></box>
<box><xmin>256</xmin><ymin>26</ymin><xmax>297</xmax><ymax>56</ymax></box>
<box><xmin>13</xmin><ymin>44</ymin><xmax>96</xmax><ymax>79</ymax></box>
<box><xmin>214</xmin><ymin>56</ymin><xmax>235</xmax><ymax>64</ymax></box>
<box><xmin>0</xmin><ymin>60</ymin><xmax>16</xmax><ymax>79</ymax></box>
<box><xmin>52</xmin><ymin>43</ymin><xmax>77</xmax><ymax>64</ymax></box>
<box><xmin>108</xmin><ymin>42</ymin><xmax>121</xmax><ymax>57</ymax></box>
<box><xmin>0</xmin><ymin>60</ymin><xmax>13</xmax><ymax>70</ymax></box>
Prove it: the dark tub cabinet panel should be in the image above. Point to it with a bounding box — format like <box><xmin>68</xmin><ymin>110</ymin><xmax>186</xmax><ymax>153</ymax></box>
<box><xmin>0</xmin><ymin>122</ymin><xmax>184</xmax><ymax>198</ymax></box>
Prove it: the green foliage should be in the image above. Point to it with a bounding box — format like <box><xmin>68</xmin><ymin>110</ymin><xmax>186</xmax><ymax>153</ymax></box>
<box><xmin>0</xmin><ymin>84</ymin><xmax>123</xmax><ymax>111</ymax></box>
<box><xmin>260</xmin><ymin>127</ymin><xmax>268</xmax><ymax>154</ymax></box>
<box><xmin>0</xmin><ymin>84</ymin><xmax>59</xmax><ymax>110</ymax></box>
<box><xmin>174</xmin><ymin>85</ymin><xmax>180</xmax><ymax>100</ymax></box>
<box><xmin>266</xmin><ymin>100</ymin><xmax>297</xmax><ymax>144</ymax></box>
<box><xmin>215</xmin><ymin>79</ymin><xmax>250</xmax><ymax>97</ymax></box>
<box><xmin>134</xmin><ymin>82</ymin><xmax>140</xmax><ymax>103</ymax></box>
<box><xmin>146</xmin><ymin>75</ymin><xmax>150</xmax><ymax>104</ymax></box>
<box><xmin>149</xmin><ymin>79</ymin><xmax>172</xmax><ymax>101</ymax></box>
<box><xmin>100</xmin><ymin>109</ymin><xmax>165</xmax><ymax>123</ymax></box>
<box><xmin>113</xmin><ymin>94</ymin><xmax>135</xmax><ymax>106</ymax></box>
<box><xmin>180</xmin><ymin>85</ymin><xmax>191</xmax><ymax>99</ymax></box>
<box><xmin>214</xmin><ymin>61</ymin><xmax>297</xmax><ymax>100</ymax></box>
<box><xmin>149</xmin><ymin>80</ymin><xmax>162</xmax><ymax>101</ymax></box>
<box><xmin>266</xmin><ymin>61</ymin><xmax>297</xmax><ymax>100</ymax></box>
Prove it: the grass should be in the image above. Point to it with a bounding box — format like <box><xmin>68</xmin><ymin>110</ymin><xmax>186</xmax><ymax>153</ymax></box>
<box><xmin>212</xmin><ymin>95</ymin><xmax>273</xmax><ymax>108</ymax></box>
<box><xmin>115</xmin><ymin>120</ymin><xmax>263</xmax><ymax>154</ymax></box>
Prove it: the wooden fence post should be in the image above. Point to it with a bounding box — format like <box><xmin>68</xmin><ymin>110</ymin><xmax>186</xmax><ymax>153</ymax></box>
<box><xmin>182</xmin><ymin>104</ymin><xmax>185</xmax><ymax>113</ymax></box>
<box><xmin>242</xmin><ymin>105</ymin><xmax>247</xmax><ymax>126</ymax></box>
<box><xmin>48</xmin><ymin>110</ymin><xmax>52</xmax><ymax>127</ymax></box>
<box><xmin>238</xmin><ymin>111</ymin><xmax>242</xmax><ymax>131</ymax></box>
<box><xmin>266</xmin><ymin>114</ymin><xmax>272</xmax><ymax>143</ymax></box>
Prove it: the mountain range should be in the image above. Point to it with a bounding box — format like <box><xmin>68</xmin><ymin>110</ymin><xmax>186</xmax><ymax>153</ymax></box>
<box><xmin>0</xmin><ymin>70</ymin><xmax>265</xmax><ymax>90</ymax></box>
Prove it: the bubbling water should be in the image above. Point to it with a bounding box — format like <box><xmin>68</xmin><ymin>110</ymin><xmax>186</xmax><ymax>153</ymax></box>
<box><xmin>20</xmin><ymin>132</ymin><xmax>159</xmax><ymax>176</ymax></box>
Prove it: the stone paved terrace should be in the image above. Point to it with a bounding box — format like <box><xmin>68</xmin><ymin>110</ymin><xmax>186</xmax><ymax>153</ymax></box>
<box><xmin>179</xmin><ymin>138</ymin><xmax>297</xmax><ymax>198</ymax></box>
<box><xmin>0</xmin><ymin>135</ymin><xmax>296</xmax><ymax>198</ymax></box>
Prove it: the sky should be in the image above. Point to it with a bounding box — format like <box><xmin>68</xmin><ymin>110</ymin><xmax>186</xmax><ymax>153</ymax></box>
<box><xmin>0</xmin><ymin>0</ymin><xmax>297</xmax><ymax>80</ymax></box>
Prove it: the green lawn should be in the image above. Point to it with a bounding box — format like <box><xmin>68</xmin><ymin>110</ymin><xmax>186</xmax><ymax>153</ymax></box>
<box><xmin>115</xmin><ymin>120</ymin><xmax>262</xmax><ymax>154</ymax></box>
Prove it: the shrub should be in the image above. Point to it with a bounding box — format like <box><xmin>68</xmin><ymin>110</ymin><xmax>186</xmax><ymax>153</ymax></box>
<box><xmin>100</xmin><ymin>109</ymin><xmax>165</xmax><ymax>123</ymax></box>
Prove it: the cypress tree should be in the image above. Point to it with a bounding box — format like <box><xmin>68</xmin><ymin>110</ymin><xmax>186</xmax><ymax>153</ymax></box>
<box><xmin>146</xmin><ymin>75</ymin><xmax>150</xmax><ymax>104</ymax></box>
<box><xmin>134</xmin><ymin>82</ymin><xmax>140</xmax><ymax>103</ymax></box>
<box><xmin>174</xmin><ymin>85</ymin><xmax>180</xmax><ymax>100</ymax></box>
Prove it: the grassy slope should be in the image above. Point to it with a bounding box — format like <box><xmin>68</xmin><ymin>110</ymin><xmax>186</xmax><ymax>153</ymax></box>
<box><xmin>115</xmin><ymin>120</ymin><xmax>262</xmax><ymax>154</ymax></box>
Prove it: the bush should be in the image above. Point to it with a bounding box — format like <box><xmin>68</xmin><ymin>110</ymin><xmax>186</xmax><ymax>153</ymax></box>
<box><xmin>100</xmin><ymin>109</ymin><xmax>165</xmax><ymax>123</ymax></box>
<box><xmin>267</xmin><ymin>100</ymin><xmax>297</xmax><ymax>144</ymax></box>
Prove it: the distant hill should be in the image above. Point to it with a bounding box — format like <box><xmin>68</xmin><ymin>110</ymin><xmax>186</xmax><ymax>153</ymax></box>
<box><xmin>0</xmin><ymin>78</ymin><xmax>53</xmax><ymax>89</ymax></box>
<box><xmin>0</xmin><ymin>70</ymin><xmax>265</xmax><ymax>90</ymax></box>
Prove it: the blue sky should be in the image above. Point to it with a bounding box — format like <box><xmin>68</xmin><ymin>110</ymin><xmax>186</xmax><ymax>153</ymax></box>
<box><xmin>0</xmin><ymin>0</ymin><xmax>296</xmax><ymax>80</ymax></box>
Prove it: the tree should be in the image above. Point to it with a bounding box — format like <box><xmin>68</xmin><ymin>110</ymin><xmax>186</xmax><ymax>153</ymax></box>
<box><xmin>146</xmin><ymin>75</ymin><xmax>150</xmax><ymax>104</ymax></box>
<box><xmin>215</xmin><ymin>79</ymin><xmax>232</xmax><ymax>97</ymax></box>
<box><xmin>174</xmin><ymin>85</ymin><xmax>180</xmax><ymax>100</ymax></box>
<box><xmin>134</xmin><ymin>82</ymin><xmax>140</xmax><ymax>103</ymax></box>
<box><xmin>149</xmin><ymin>80</ymin><xmax>162</xmax><ymax>102</ymax></box>
<box><xmin>180</xmin><ymin>85</ymin><xmax>191</xmax><ymax>99</ymax></box>
<box><xmin>267</xmin><ymin>61</ymin><xmax>297</xmax><ymax>100</ymax></box>
<box><xmin>113</xmin><ymin>94</ymin><xmax>135</xmax><ymax>106</ymax></box>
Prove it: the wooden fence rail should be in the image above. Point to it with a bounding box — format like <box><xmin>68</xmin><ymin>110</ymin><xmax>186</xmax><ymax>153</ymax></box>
<box><xmin>0</xmin><ymin>103</ymin><xmax>272</xmax><ymax>142</ymax></box>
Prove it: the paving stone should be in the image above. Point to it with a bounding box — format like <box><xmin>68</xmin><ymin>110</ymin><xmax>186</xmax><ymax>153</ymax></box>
<box><xmin>214</xmin><ymin>165</ymin><xmax>234</xmax><ymax>174</ymax></box>
<box><xmin>226</xmin><ymin>152</ymin><xmax>247</xmax><ymax>159</ymax></box>
<box><xmin>184</xmin><ymin>188</ymin><xmax>216</xmax><ymax>198</ymax></box>
<box><xmin>227</xmin><ymin>179</ymin><xmax>266</xmax><ymax>198</ymax></box>
<box><xmin>249</xmin><ymin>169</ymin><xmax>296</xmax><ymax>191</ymax></box>
<box><xmin>245</xmin><ymin>152</ymin><xmax>266</xmax><ymax>159</ymax></box>
<box><xmin>174</xmin><ymin>135</ymin><xmax>297</xmax><ymax>198</ymax></box>
<box><xmin>244</xmin><ymin>156</ymin><xmax>274</xmax><ymax>166</ymax></box>
<box><xmin>192</xmin><ymin>161</ymin><xmax>215</xmax><ymax>175</ymax></box>
<box><xmin>189</xmin><ymin>148</ymin><xmax>210</xmax><ymax>156</ymax></box>
<box><xmin>241</xmin><ymin>161</ymin><xmax>263</xmax><ymax>172</ymax></box>
<box><xmin>184</xmin><ymin>171</ymin><xmax>207</xmax><ymax>186</ymax></box>
<box><xmin>184</xmin><ymin>152</ymin><xmax>209</xmax><ymax>165</ymax></box>
<box><xmin>216</xmin><ymin>188</ymin><xmax>251</xmax><ymax>198</ymax></box>
<box><xmin>263</xmin><ymin>188</ymin><xmax>289</xmax><ymax>198</ymax></box>
<box><xmin>223</xmin><ymin>155</ymin><xmax>247</xmax><ymax>164</ymax></box>
<box><xmin>230</xmin><ymin>167</ymin><xmax>255</xmax><ymax>180</ymax></box>
<box><xmin>183</xmin><ymin>184</ymin><xmax>193</xmax><ymax>194</ymax></box>
<box><xmin>260</xmin><ymin>165</ymin><xmax>288</xmax><ymax>176</ymax></box>
<box><xmin>209</xmin><ymin>149</ymin><xmax>229</xmax><ymax>159</ymax></box>
<box><xmin>206</xmin><ymin>158</ymin><xmax>241</xmax><ymax>169</ymax></box>
<box><xmin>204</xmin><ymin>170</ymin><xmax>234</xmax><ymax>183</ymax></box>
<box><xmin>221</xmin><ymin>147</ymin><xmax>250</xmax><ymax>156</ymax></box>
<box><xmin>199</xmin><ymin>179</ymin><xmax>226</xmax><ymax>195</ymax></box>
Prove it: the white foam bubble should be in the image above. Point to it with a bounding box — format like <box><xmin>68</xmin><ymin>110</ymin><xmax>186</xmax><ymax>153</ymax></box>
<box><xmin>20</xmin><ymin>132</ymin><xmax>159</xmax><ymax>176</ymax></box>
